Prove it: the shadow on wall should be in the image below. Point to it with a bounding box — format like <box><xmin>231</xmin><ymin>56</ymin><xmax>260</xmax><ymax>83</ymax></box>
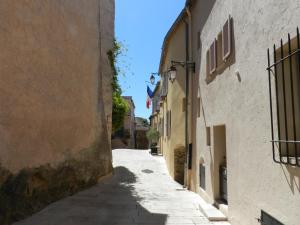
<box><xmin>13</xmin><ymin>166</ymin><xmax>168</xmax><ymax>225</ymax></box>
<box><xmin>281</xmin><ymin>164</ymin><xmax>300</xmax><ymax>194</ymax></box>
<box><xmin>0</xmin><ymin>142</ymin><xmax>112</xmax><ymax>225</ymax></box>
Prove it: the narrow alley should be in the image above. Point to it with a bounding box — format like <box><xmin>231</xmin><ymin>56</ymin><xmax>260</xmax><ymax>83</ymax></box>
<box><xmin>14</xmin><ymin>150</ymin><xmax>229</xmax><ymax>225</ymax></box>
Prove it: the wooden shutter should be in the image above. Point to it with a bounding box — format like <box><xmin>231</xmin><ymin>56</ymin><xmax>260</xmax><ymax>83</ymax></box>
<box><xmin>209</xmin><ymin>39</ymin><xmax>217</xmax><ymax>74</ymax></box>
<box><xmin>166</xmin><ymin>110</ymin><xmax>171</xmax><ymax>138</ymax></box>
<box><xmin>156</xmin><ymin>97</ymin><xmax>160</xmax><ymax>112</ymax></box>
<box><xmin>222</xmin><ymin>16</ymin><xmax>231</xmax><ymax>60</ymax></box>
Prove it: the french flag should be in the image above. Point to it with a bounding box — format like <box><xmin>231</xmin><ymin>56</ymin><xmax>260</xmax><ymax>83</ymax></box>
<box><xmin>146</xmin><ymin>86</ymin><xmax>154</xmax><ymax>109</ymax></box>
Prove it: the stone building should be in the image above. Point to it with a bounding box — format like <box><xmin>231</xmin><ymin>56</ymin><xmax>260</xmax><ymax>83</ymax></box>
<box><xmin>0</xmin><ymin>0</ymin><xmax>114</xmax><ymax>223</ymax></box>
<box><xmin>123</xmin><ymin>96</ymin><xmax>136</xmax><ymax>148</ymax></box>
<box><xmin>135</xmin><ymin>117</ymin><xmax>150</xmax><ymax>149</ymax></box>
<box><xmin>112</xmin><ymin>96</ymin><xmax>136</xmax><ymax>149</ymax></box>
<box><xmin>155</xmin><ymin>0</ymin><xmax>300</xmax><ymax>225</ymax></box>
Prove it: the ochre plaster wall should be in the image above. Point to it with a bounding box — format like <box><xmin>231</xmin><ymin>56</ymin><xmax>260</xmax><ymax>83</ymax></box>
<box><xmin>0</xmin><ymin>0</ymin><xmax>114</xmax><ymax>223</ymax></box>
<box><xmin>160</xmin><ymin>22</ymin><xmax>186</xmax><ymax>181</ymax></box>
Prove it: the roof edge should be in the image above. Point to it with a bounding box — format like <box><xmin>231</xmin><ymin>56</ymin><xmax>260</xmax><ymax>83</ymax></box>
<box><xmin>158</xmin><ymin>9</ymin><xmax>187</xmax><ymax>73</ymax></box>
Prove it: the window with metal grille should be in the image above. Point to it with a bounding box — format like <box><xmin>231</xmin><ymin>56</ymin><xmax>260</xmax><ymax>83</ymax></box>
<box><xmin>260</xmin><ymin>211</ymin><xmax>284</xmax><ymax>225</ymax></box>
<box><xmin>199</xmin><ymin>164</ymin><xmax>205</xmax><ymax>190</ymax></box>
<box><xmin>267</xmin><ymin>28</ymin><xmax>300</xmax><ymax>167</ymax></box>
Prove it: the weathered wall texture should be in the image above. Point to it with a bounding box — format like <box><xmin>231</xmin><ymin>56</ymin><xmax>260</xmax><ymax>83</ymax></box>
<box><xmin>0</xmin><ymin>0</ymin><xmax>114</xmax><ymax>223</ymax></box>
<box><xmin>189</xmin><ymin>0</ymin><xmax>300</xmax><ymax>225</ymax></box>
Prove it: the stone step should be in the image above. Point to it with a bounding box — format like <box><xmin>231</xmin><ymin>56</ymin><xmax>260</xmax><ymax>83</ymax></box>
<box><xmin>198</xmin><ymin>198</ymin><xmax>227</xmax><ymax>221</ymax></box>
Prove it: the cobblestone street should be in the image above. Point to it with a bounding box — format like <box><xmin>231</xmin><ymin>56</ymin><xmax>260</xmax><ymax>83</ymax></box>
<box><xmin>14</xmin><ymin>149</ymin><xmax>229</xmax><ymax>225</ymax></box>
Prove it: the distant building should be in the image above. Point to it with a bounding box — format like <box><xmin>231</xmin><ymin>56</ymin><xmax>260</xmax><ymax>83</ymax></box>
<box><xmin>112</xmin><ymin>96</ymin><xmax>136</xmax><ymax>149</ymax></box>
<box><xmin>135</xmin><ymin>117</ymin><xmax>150</xmax><ymax>149</ymax></box>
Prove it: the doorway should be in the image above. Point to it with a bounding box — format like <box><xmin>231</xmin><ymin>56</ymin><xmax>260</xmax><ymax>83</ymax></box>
<box><xmin>213</xmin><ymin>125</ymin><xmax>227</xmax><ymax>204</ymax></box>
<box><xmin>174</xmin><ymin>145</ymin><xmax>186</xmax><ymax>185</ymax></box>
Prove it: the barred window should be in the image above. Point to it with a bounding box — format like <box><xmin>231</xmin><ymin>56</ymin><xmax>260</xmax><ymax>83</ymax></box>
<box><xmin>267</xmin><ymin>28</ymin><xmax>300</xmax><ymax>167</ymax></box>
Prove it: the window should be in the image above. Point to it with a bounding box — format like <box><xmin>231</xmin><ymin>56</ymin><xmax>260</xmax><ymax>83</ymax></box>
<box><xmin>206</xmin><ymin>127</ymin><xmax>211</xmax><ymax>146</ymax></box>
<box><xmin>267</xmin><ymin>28</ymin><xmax>300</xmax><ymax>167</ymax></box>
<box><xmin>166</xmin><ymin>110</ymin><xmax>171</xmax><ymax>138</ymax></box>
<box><xmin>260</xmin><ymin>211</ymin><xmax>284</xmax><ymax>225</ymax></box>
<box><xmin>199</xmin><ymin>164</ymin><xmax>206</xmax><ymax>190</ymax></box>
<box><xmin>222</xmin><ymin>16</ymin><xmax>232</xmax><ymax>60</ymax></box>
<box><xmin>161</xmin><ymin>73</ymin><xmax>168</xmax><ymax>98</ymax></box>
<box><xmin>152</xmin><ymin>96</ymin><xmax>157</xmax><ymax>114</ymax></box>
<box><xmin>197</xmin><ymin>97</ymin><xmax>201</xmax><ymax>117</ymax></box>
<box><xmin>209</xmin><ymin>40</ymin><xmax>217</xmax><ymax>74</ymax></box>
<box><xmin>206</xmin><ymin>15</ymin><xmax>233</xmax><ymax>81</ymax></box>
<box><xmin>197</xmin><ymin>31</ymin><xmax>201</xmax><ymax>50</ymax></box>
<box><xmin>161</xmin><ymin>118</ymin><xmax>164</xmax><ymax>137</ymax></box>
<box><xmin>167</xmin><ymin>110</ymin><xmax>172</xmax><ymax>138</ymax></box>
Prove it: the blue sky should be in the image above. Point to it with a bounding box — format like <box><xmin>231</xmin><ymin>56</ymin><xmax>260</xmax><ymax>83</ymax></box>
<box><xmin>115</xmin><ymin>0</ymin><xmax>185</xmax><ymax>119</ymax></box>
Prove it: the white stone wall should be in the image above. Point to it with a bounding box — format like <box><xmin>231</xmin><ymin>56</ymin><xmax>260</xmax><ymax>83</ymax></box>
<box><xmin>190</xmin><ymin>0</ymin><xmax>300</xmax><ymax>225</ymax></box>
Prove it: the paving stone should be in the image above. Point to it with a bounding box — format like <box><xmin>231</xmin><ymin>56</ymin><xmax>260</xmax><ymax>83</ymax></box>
<box><xmin>14</xmin><ymin>149</ymin><xmax>229</xmax><ymax>225</ymax></box>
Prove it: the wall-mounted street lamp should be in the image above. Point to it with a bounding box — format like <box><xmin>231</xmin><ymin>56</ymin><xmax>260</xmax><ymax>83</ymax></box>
<box><xmin>169</xmin><ymin>60</ymin><xmax>195</xmax><ymax>83</ymax></box>
<box><xmin>147</xmin><ymin>72</ymin><xmax>160</xmax><ymax>85</ymax></box>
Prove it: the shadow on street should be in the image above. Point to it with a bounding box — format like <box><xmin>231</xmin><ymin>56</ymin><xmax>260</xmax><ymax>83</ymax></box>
<box><xmin>14</xmin><ymin>166</ymin><xmax>168</xmax><ymax>225</ymax></box>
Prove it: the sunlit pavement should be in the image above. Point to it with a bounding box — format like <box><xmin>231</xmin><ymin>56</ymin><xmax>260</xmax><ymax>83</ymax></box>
<box><xmin>14</xmin><ymin>149</ymin><xmax>230</xmax><ymax>225</ymax></box>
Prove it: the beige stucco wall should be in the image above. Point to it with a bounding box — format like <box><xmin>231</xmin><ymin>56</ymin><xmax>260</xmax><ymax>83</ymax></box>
<box><xmin>0</xmin><ymin>0</ymin><xmax>114</xmax><ymax>223</ymax></box>
<box><xmin>159</xmin><ymin>22</ymin><xmax>186</xmax><ymax>180</ymax></box>
<box><xmin>189</xmin><ymin>0</ymin><xmax>300</xmax><ymax>225</ymax></box>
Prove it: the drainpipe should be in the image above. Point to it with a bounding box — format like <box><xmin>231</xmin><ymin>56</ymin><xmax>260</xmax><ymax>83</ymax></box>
<box><xmin>185</xmin><ymin>5</ymin><xmax>193</xmax><ymax>189</ymax></box>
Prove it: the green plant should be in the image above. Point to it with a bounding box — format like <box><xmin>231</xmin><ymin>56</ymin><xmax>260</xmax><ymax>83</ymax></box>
<box><xmin>146</xmin><ymin>128</ymin><xmax>160</xmax><ymax>144</ymax></box>
<box><xmin>108</xmin><ymin>40</ymin><xmax>129</xmax><ymax>132</ymax></box>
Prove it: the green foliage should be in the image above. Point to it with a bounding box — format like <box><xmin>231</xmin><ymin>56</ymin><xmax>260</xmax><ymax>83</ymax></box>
<box><xmin>146</xmin><ymin>128</ymin><xmax>160</xmax><ymax>144</ymax></box>
<box><xmin>112</xmin><ymin>93</ymin><xmax>129</xmax><ymax>132</ymax></box>
<box><xmin>108</xmin><ymin>40</ymin><xmax>129</xmax><ymax>132</ymax></box>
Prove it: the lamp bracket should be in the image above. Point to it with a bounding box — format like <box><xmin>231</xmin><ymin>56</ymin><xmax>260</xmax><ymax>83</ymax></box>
<box><xmin>171</xmin><ymin>61</ymin><xmax>195</xmax><ymax>72</ymax></box>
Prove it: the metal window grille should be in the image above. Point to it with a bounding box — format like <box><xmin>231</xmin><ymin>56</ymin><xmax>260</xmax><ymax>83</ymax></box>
<box><xmin>267</xmin><ymin>28</ymin><xmax>300</xmax><ymax>167</ymax></box>
<box><xmin>259</xmin><ymin>211</ymin><xmax>284</xmax><ymax>225</ymax></box>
